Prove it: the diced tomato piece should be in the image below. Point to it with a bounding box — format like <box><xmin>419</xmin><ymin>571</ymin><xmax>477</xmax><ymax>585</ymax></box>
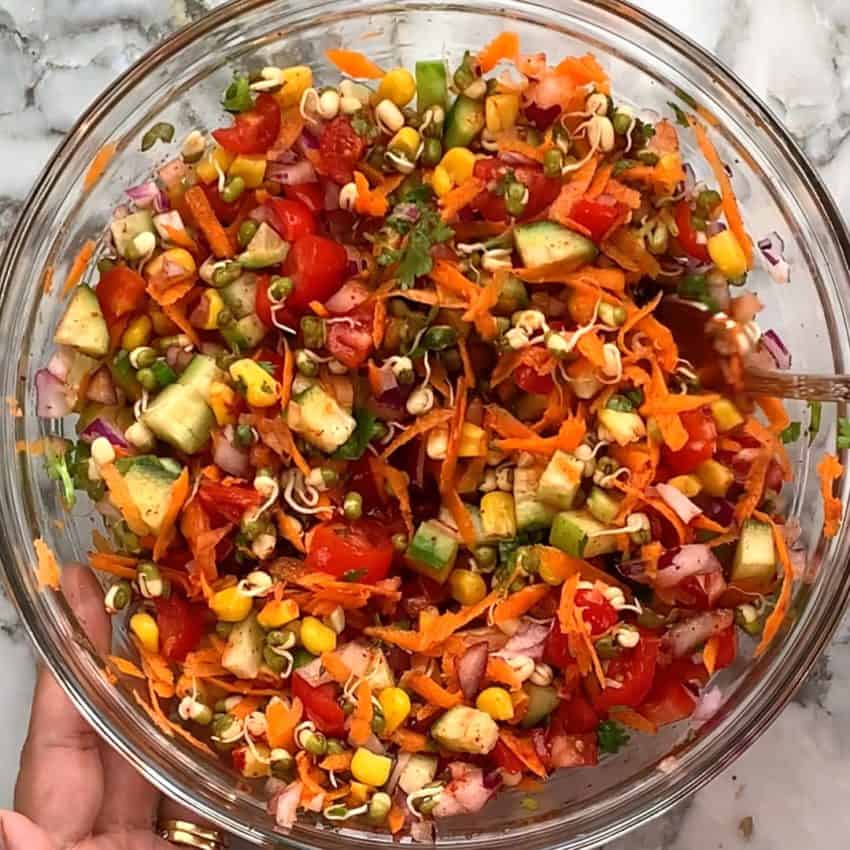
<box><xmin>283</xmin><ymin>182</ymin><xmax>324</xmax><ymax>214</ymax></box>
<box><xmin>197</xmin><ymin>480</ymin><xmax>263</xmax><ymax>524</ymax></box>
<box><xmin>96</xmin><ymin>265</ymin><xmax>147</xmax><ymax>324</ymax></box>
<box><xmin>638</xmin><ymin>659</ymin><xmax>706</xmax><ymax>727</ymax></box>
<box><xmin>662</xmin><ymin>408</ymin><xmax>717</xmax><ymax>475</ymax></box>
<box><xmin>514</xmin><ymin>363</ymin><xmax>555</xmax><ymax>395</ymax></box>
<box><xmin>575</xmin><ymin>588</ymin><xmax>619</xmax><ymax>637</ymax></box>
<box><xmin>291</xmin><ymin>674</ymin><xmax>346</xmax><ymax>736</ymax></box>
<box><xmin>712</xmin><ymin>625</ymin><xmax>737</xmax><ymax>671</ymax></box>
<box><xmin>569</xmin><ymin>198</ymin><xmax>627</xmax><ymax>243</ymax></box>
<box><xmin>553</xmin><ymin>694</ymin><xmax>600</xmax><ymax>734</ymax></box>
<box><xmin>543</xmin><ymin>620</ymin><xmax>573</xmax><ymax>669</ymax></box>
<box><xmin>267</xmin><ymin>198</ymin><xmax>316</xmax><ymax>242</ymax></box>
<box><xmin>589</xmin><ymin>635</ymin><xmax>659</xmax><ymax>712</ymax></box>
<box><xmin>305</xmin><ymin>519</ymin><xmax>395</xmax><ymax>584</ymax></box>
<box><xmin>472</xmin><ymin>158</ymin><xmax>561</xmax><ymax>222</ymax></box>
<box><xmin>318</xmin><ymin>117</ymin><xmax>366</xmax><ymax>185</ymax></box>
<box><xmin>212</xmin><ymin>93</ymin><xmax>281</xmax><ymax>155</ymax></box>
<box><xmin>154</xmin><ymin>595</ymin><xmax>207</xmax><ymax>662</ymax></box>
<box><xmin>547</xmin><ymin>732</ymin><xmax>598</xmax><ymax>768</ymax></box>
<box><xmin>491</xmin><ymin>739</ymin><xmax>526</xmax><ymax>774</ymax></box>
<box><xmin>674</xmin><ymin>200</ymin><xmax>710</xmax><ymax>262</ymax></box>
<box><xmin>327</xmin><ymin>304</ymin><xmax>374</xmax><ymax>369</ymax></box>
<box><xmin>282</xmin><ymin>235</ymin><xmax>348</xmax><ymax>313</ymax></box>
<box><xmin>253</xmin><ymin>346</ymin><xmax>286</xmax><ymax>381</ymax></box>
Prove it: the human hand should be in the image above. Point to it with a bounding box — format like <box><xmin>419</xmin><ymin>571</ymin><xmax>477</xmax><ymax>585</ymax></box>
<box><xmin>1</xmin><ymin>564</ymin><xmax>209</xmax><ymax>850</ymax></box>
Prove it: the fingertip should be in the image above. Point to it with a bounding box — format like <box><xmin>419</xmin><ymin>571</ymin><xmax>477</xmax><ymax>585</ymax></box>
<box><xmin>60</xmin><ymin>562</ymin><xmax>111</xmax><ymax>655</ymax></box>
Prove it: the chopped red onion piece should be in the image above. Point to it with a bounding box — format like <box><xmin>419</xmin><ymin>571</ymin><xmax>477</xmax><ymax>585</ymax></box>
<box><xmin>692</xmin><ymin>685</ymin><xmax>724</xmax><ymax>722</ymax></box>
<box><xmin>266</xmin><ymin>159</ymin><xmax>317</xmax><ymax>185</ymax></box>
<box><xmin>655</xmin><ymin>544</ymin><xmax>722</xmax><ymax>588</ymax></box>
<box><xmin>761</xmin><ymin>329</ymin><xmax>791</xmax><ymax>370</ymax></box>
<box><xmin>434</xmin><ymin>763</ymin><xmax>495</xmax><ymax>818</ymax></box>
<box><xmin>683</xmin><ymin>162</ymin><xmax>696</xmax><ymax>194</ymax></box>
<box><xmin>212</xmin><ymin>430</ymin><xmax>251</xmax><ymax>478</ymax></box>
<box><xmin>656</xmin><ymin>483</ymin><xmax>703</xmax><ymax>524</ymax></box>
<box><xmin>35</xmin><ymin>369</ymin><xmax>72</xmax><ymax>418</ymax></box>
<box><xmin>47</xmin><ymin>346</ymin><xmax>74</xmax><ymax>381</ymax></box>
<box><xmin>706</xmin><ymin>220</ymin><xmax>727</xmax><ymax>237</ymax></box>
<box><xmin>125</xmin><ymin>181</ymin><xmax>162</xmax><ymax>208</ymax></box>
<box><xmin>269</xmin><ymin>780</ymin><xmax>302</xmax><ymax>829</ymax></box>
<box><xmin>84</xmin><ymin>367</ymin><xmax>117</xmax><ymax>405</ymax></box>
<box><xmin>757</xmin><ymin>232</ymin><xmax>791</xmax><ymax>283</ymax></box>
<box><xmin>457</xmin><ymin>642</ymin><xmax>489</xmax><ymax>701</ymax></box>
<box><xmin>296</xmin><ymin>129</ymin><xmax>319</xmax><ymax>152</ymax></box>
<box><xmin>664</xmin><ymin>610</ymin><xmax>734</xmax><ymax>657</ymax></box>
<box><xmin>324</xmin><ymin>281</ymin><xmax>370</xmax><ymax>315</ymax></box>
<box><xmin>499</xmin><ymin>150</ymin><xmax>538</xmax><ymax>166</ymax></box>
<box><xmin>497</xmin><ymin>620</ymin><xmax>551</xmax><ymax>660</ymax></box>
<box><xmin>80</xmin><ymin>417</ymin><xmax>130</xmax><ymax>448</ymax></box>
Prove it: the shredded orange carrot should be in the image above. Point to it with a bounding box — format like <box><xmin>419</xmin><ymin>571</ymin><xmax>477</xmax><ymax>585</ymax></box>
<box><xmin>254</xmin><ymin>416</ymin><xmax>311</xmax><ymax>477</ymax></box>
<box><xmin>320</xmin><ymin>751</ymin><xmax>353</xmax><ymax>772</ymax></box>
<box><xmin>457</xmin><ymin>337</ymin><xmax>475</xmax><ymax>389</ymax></box>
<box><xmin>184</xmin><ymin>185</ymin><xmax>235</xmax><ymax>258</ymax></box>
<box><xmin>549</xmin><ymin>157</ymin><xmax>598</xmax><ymax>225</ymax></box>
<box><xmin>734</xmin><ymin>450</ymin><xmax>770</xmax><ymax>525</ymax></box>
<box><xmin>100</xmin><ymin>463</ymin><xmax>150</xmax><ymax>536</ymax></box>
<box><xmin>443</xmin><ymin>487</ymin><xmax>478</xmax><ymax>548</ymax></box>
<box><xmin>817</xmin><ymin>453</ymin><xmax>844</xmax><ymax>539</ymax></box>
<box><xmin>440</xmin><ymin>176</ymin><xmax>485</xmax><ymax>222</ymax></box>
<box><xmin>84</xmin><ymin>142</ymin><xmax>117</xmax><ymax>191</ymax></box>
<box><xmin>380</xmin><ymin>408</ymin><xmax>453</xmax><ymax>459</ymax></box>
<box><xmin>350</xmin><ymin>680</ymin><xmax>374</xmax><ymax>745</ymax></box>
<box><xmin>602</xmin><ymin>227</ymin><xmax>661</xmax><ymax>279</ymax></box>
<box><xmin>162</xmin><ymin>225</ymin><xmax>200</xmax><ymax>254</ymax></box>
<box><xmin>554</xmin><ymin>53</ymin><xmax>610</xmax><ymax>93</ymax></box>
<box><xmin>270</xmin><ymin>105</ymin><xmax>305</xmax><ymax>154</ymax></box>
<box><xmin>609</xmin><ymin>705</ymin><xmax>658</xmax><ymax>735</ymax></box>
<box><xmin>280</xmin><ymin>341</ymin><xmax>294</xmax><ymax>409</ymax></box>
<box><xmin>321</xmin><ymin>651</ymin><xmax>352</xmax><ymax>684</ymax></box>
<box><xmin>377</xmin><ymin>461</ymin><xmax>414</xmax><ymax>535</ymax></box>
<box><xmin>41</xmin><ymin>265</ymin><xmax>54</xmax><ymax>295</ymax></box>
<box><xmin>485</xmin><ymin>405</ymin><xmax>536</xmax><ymax>439</ymax></box>
<box><xmin>499</xmin><ymin>729</ymin><xmax>547</xmax><ymax>778</ymax></box>
<box><xmin>308</xmin><ymin>300</ymin><xmax>331</xmax><ymax>318</ymax></box>
<box><xmin>267</xmin><ymin>696</ymin><xmax>303</xmax><ymax>751</ymax></box>
<box><xmin>296</xmin><ymin>750</ymin><xmax>327</xmax><ymax>800</ymax></box>
<box><xmin>430</xmin><ymin>258</ymin><xmax>478</xmax><ymax>301</ymax></box>
<box><xmin>34</xmin><ymin>538</ymin><xmax>61</xmax><ymax>590</ymax></box>
<box><xmin>107</xmin><ymin>655</ymin><xmax>145</xmax><ymax>679</ymax></box>
<box><xmin>153</xmin><ymin>468</ymin><xmax>190</xmax><ymax>561</ymax></box>
<box><xmin>391</xmin><ymin>728</ymin><xmax>430</xmax><ymax>752</ymax></box>
<box><xmin>558</xmin><ymin>572</ymin><xmax>606</xmax><ymax>689</ymax></box>
<box><xmin>353</xmin><ymin>171</ymin><xmax>389</xmax><ymax>217</ymax></box>
<box><xmin>757</xmin><ymin>396</ymin><xmax>790</xmax><ymax>435</ymax></box>
<box><xmin>61</xmin><ymin>240</ymin><xmax>95</xmax><ymax>297</ymax></box>
<box><xmin>440</xmin><ymin>377</ymin><xmax>468</xmax><ymax>494</ymax></box>
<box><xmin>372</xmin><ymin>297</ymin><xmax>387</xmax><ymax>349</ymax></box>
<box><xmin>162</xmin><ymin>299</ymin><xmax>202</xmax><ymax>349</ymax></box>
<box><xmin>406</xmin><ymin>673</ymin><xmax>463</xmax><ymax>708</ymax></box>
<box><xmin>276</xmin><ymin>510</ymin><xmax>306</xmax><ymax>553</ymax></box>
<box><xmin>478</xmin><ymin>31</ymin><xmax>520</xmax><ymax>73</ymax></box>
<box><xmin>388</xmin><ymin>803</ymin><xmax>406</xmax><ymax>834</ymax></box>
<box><xmin>230</xmin><ymin>695</ymin><xmax>262</xmax><ymax>720</ymax></box>
<box><xmin>492</xmin><ymin>584</ymin><xmax>550</xmax><ymax>624</ymax></box>
<box><xmin>325</xmin><ymin>49</ymin><xmax>384</xmax><ymax>79</ymax></box>
<box><xmin>702</xmin><ymin>635</ymin><xmax>720</xmax><ymax>676</ymax></box>
<box><xmin>754</xmin><ymin>512</ymin><xmax>795</xmax><ymax>656</ymax></box>
<box><xmin>495</xmin><ymin>415</ymin><xmax>586</xmax><ymax>455</ymax></box>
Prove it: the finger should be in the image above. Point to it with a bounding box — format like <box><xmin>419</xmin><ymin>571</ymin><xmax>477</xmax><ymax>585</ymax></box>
<box><xmin>92</xmin><ymin>747</ymin><xmax>160</xmax><ymax>834</ymax></box>
<box><xmin>0</xmin><ymin>810</ymin><xmax>55</xmax><ymax>850</ymax></box>
<box><xmin>15</xmin><ymin>564</ymin><xmax>111</xmax><ymax>845</ymax></box>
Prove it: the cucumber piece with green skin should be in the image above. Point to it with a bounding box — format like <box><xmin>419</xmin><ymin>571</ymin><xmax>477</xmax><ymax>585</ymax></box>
<box><xmin>513</xmin><ymin>221</ymin><xmax>598</xmax><ymax>269</ymax></box>
<box><xmin>220</xmin><ymin>276</ymin><xmax>258</xmax><ymax>319</ymax></box>
<box><xmin>520</xmin><ymin>684</ymin><xmax>560</xmax><ymax>728</ymax></box>
<box><xmin>405</xmin><ymin>520</ymin><xmax>459</xmax><ymax>583</ymax></box>
<box><xmin>109</xmin><ymin>350</ymin><xmax>142</xmax><ymax>401</ymax></box>
<box><xmin>731</xmin><ymin>519</ymin><xmax>776</xmax><ymax>583</ymax></box>
<box><xmin>220</xmin><ymin>314</ymin><xmax>269</xmax><ymax>352</ymax></box>
<box><xmin>237</xmin><ymin>222</ymin><xmax>289</xmax><ymax>269</ymax></box>
<box><xmin>178</xmin><ymin>354</ymin><xmax>220</xmax><ymax>401</ymax></box>
<box><xmin>222</xmin><ymin>614</ymin><xmax>265</xmax><ymax>679</ymax></box>
<box><xmin>597</xmin><ymin>408</ymin><xmax>646</xmax><ymax>446</ymax></box>
<box><xmin>537</xmin><ymin>450</ymin><xmax>585</xmax><ymax>511</ymax></box>
<box><xmin>142</xmin><ymin>383</ymin><xmax>214</xmax><ymax>454</ymax></box>
<box><xmin>430</xmin><ymin>706</ymin><xmax>499</xmax><ymax>754</ymax></box>
<box><xmin>286</xmin><ymin>384</ymin><xmax>357</xmax><ymax>453</ymax></box>
<box><xmin>416</xmin><ymin>60</ymin><xmax>448</xmax><ymax>112</ymax></box>
<box><xmin>110</xmin><ymin>211</ymin><xmax>154</xmax><ymax>258</ymax></box>
<box><xmin>121</xmin><ymin>456</ymin><xmax>181</xmax><ymax>534</ymax></box>
<box><xmin>514</xmin><ymin>464</ymin><xmax>556</xmax><ymax>532</ymax></box>
<box><xmin>587</xmin><ymin>487</ymin><xmax>622</xmax><ymax>524</ymax></box>
<box><xmin>443</xmin><ymin>95</ymin><xmax>486</xmax><ymax>149</ymax></box>
<box><xmin>54</xmin><ymin>286</ymin><xmax>109</xmax><ymax>357</ymax></box>
<box><xmin>480</xmin><ymin>492</ymin><xmax>518</xmax><ymax>539</ymax></box>
<box><xmin>550</xmin><ymin>509</ymin><xmax>618</xmax><ymax>559</ymax></box>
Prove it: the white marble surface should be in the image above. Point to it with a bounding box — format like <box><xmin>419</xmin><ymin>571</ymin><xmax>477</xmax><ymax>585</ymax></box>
<box><xmin>0</xmin><ymin>0</ymin><xmax>849</xmax><ymax>847</ymax></box>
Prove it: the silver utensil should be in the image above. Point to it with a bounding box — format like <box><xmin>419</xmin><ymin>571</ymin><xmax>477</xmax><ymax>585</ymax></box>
<box><xmin>743</xmin><ymin>365</ymin><xmax>850</xmax><ymax>402</ymax></box>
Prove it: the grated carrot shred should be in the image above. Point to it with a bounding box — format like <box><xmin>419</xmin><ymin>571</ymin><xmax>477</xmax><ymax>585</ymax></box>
<box><xmin>754</xmin><ymin>511</ymin><xmax>795</xmax><ymax>656</ymax></box>
<box><xmin>380</xmin><ymin>408</ymin><xmax>453</xmax><ymax>459</ymax></box>
<box><xmin>61</xmin><ymin>240</ymin><xmax>95</xmax><ymax>296</ymax></box>
<box><xmin>492</xmin><ymin>584</ymin><xmax>550</xmax><ymax>624</ymax></box>
<box><xmin>350</xmin><ymin>680</ymin><xmax>374</xmax><ymax>745</ymax></box>
<box><xmin>440</xmin><ymin>177</ymin><xmax>484</xmax><ymax>222</ymax></box>
<box><xmin>817</xmin><ymin>453</ymin><xmax>844</xmax><ymax>539</ymax></box>
<box><xmin>702</xmin><ymin>635</ymin><xmax>720</xmax><ymax>676</ymax></box>
<box><xmin>34</xmin><ymin>538</ymin><xmax>61</xmax><ymax>590</ymax></box>
<box><xmin>84</xmin><ymin>142</ymin><xmax>117</xmax><ymax>191</ymax></box>
<box><xmin>477</xmin><ymin>31</ymin><xmax>520</xmax><ymax>73</ymax></box>
<box><xmin>325</xmin><ymin>49</ymin><xmax>384</xmax><ymax>79</ymax></box>
<box><xmin>153</xmin><ymin>468</ymin><xmax>190</xmax><ymax>561</ymax></box>
<box><xmin>280</xmin><ymin>341</ymin><xmax>294</xmax><ymax>410</ymax></box>
<box><xmin>609</xmin><ymin>705</ymin><xmax>657</xmax><ymax>735</ymax></box>
<box><xmin>100</xmin><ymin>463</ymin><xmax>150</xmax><ymax>536</ymax></box>
<box><xmin>107</xmin><ymin>655</ymin><xmax>145</xmax><ymax>679</ymax></box>
<box><xmin>267</xmin><ymin>696</ymin><xmax>303</xmax><ymax>751</ymax></box>
<box><xmin>405</xmin><ymin>672</ymin><xmax>462</xmax><ymax>708</ymax></box>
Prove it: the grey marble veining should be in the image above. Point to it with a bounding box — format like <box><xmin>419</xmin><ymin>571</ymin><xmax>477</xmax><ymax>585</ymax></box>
<box><xmin>0</xmin><ymin>1</ymin><xmax>848</xmax><ymax>847</ymax></box>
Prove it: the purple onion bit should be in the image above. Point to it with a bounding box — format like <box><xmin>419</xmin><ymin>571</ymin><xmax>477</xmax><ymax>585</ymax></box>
<box><xmin>761</xmin><ymin>328</ymin><xmax>791</xmax><ymax>371</ymax></box>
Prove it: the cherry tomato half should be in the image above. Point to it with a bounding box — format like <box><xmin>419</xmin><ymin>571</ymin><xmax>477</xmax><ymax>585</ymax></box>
<box><xmin>514</xmin><ymin>363</ymin><xmax>556</xmax><ymax>396</ymax></box>
<box><xmin>569</xmin><ymin>198</ymin><xmax>627</xmax><ymax>244</ymax></box>
<box><xmin>472</xmin><ymin>158</ymin><xmax>561</xmax><ymax>222</ymax></box>
<box><xmin>291</xmin><ymin>674</ymin><xmax>346</xmax><ymax>736</ymax></box>
<box><xmin>589</xmin><ymin>634</ymin><xmax>659</xmax><ymax>712</ymax></box>
<box><xmin>674</xmin><ymin>200</ymin><xmax>711</xmax><ymax>262</ymax></box>
<box><xmin>96</xmin><ymin>265</ymin><xmax>147</xmax><ymax>324</ymax></box>
<box><xmin>305</xmin><ymin>519</ymin><xmax>395</xmax><ymax>584</ymax></box>
<box><xmin>318</xmin><ymin>117</ymin><xmax>366</xmax><ymax>185</ymax></box>
<box><xmin>282</xmin><ymin>234</ymin><xmax>348</xmax><ymax>313</ymax></box>
<box><xmin>638</xmin><ymin>658</ymin><xmax>706</xmax><ymax>727</ymax></box>
<box><xmin>155</xmin><ymin>595</ymin><xmax>206</xmax><ymax>662</ymax></box>
<box><xmin>212</xmin><ymin>93</ymin><xmax>281</xmax><ymax>155</ymax></box>
<box><xmin>267</xmin><ymin>198</ymin><xmax>316</xmax><ymax>242</ymax></box>
<box><xmin>326</xmin><ymin>304</ymin><xmax>374</xmax><ymax>369</ymax></box>
<box><xmin>662</xmin><ymin>407</ymin><xmax>717</xmax><ymax>475</ymax></box>
<box><xmin>197</xmin><ymin>480</ymin><xmax>263</xmax><ymax>524</ymax></box>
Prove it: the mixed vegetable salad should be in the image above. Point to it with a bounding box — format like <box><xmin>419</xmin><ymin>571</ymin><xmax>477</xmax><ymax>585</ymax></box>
<box><xmin>34</xmin><ymin>32</ymin><xmax>844</xmax><ymax>838</ymax></box>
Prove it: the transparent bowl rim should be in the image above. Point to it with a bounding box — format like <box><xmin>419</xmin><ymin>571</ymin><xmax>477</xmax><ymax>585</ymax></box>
<box><xmin>2</xmin><ymin>0</ymin><xmax>850</xmax><ymax>848</ymax></box>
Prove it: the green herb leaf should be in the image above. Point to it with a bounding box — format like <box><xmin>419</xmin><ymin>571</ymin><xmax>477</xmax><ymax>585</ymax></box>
<box><xmin>44</xmin><ymin>439</ymin><xmax>76</xmax><ymax>509</ymax></box>
<box><xmin>780</xmin><ymin>421</ymin><xmax>801</xmax><ymax>445</ymax></box>
<box><xmin>222</xmin><ymin>74</ymin><xmax>254</xmax><ymax>113</ymax></box>
<box><xmin>674</xmin><ymin>87</ymin><xmax>699</xmax><ymax>109</ymax></box>
<box><xmin>808</xmin><ymin>400</ymin><xmax>822</xmax><ymax>442</ymax></box>
<box><xmin>257</xmin><ymin>361</ymin><xmax>276</xmax><ymax>376</ymax></box>
<box><xmin>597</xmin><ymin>719</ymin><xmax>630</xmax><ymax>754</ymax></box>
<box><xmin>334</xmin><ymin>408</ymin><xmax>382</xmax><ymax>460</ymax></box>
<box><xmin>667</xmin><ymin>101</ymin><xmax>690</xmax><ymax>128</ymax></box>
<box><xmin>837</xmin><ymin>417</ymin><xmax>850</xmax><ymax>450</ymax></box>
<box><xmin>342</xmin><ymin>569</ymin><xmax>367</xmax><ymax>582</ymax></box>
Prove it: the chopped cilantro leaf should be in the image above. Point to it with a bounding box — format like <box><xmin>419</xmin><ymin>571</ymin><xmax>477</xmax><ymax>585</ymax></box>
<box><xmin>342</xmin><ymin>569</ymin><xmax>367</xmax><ymax>582</ymax></box>
<box><xmin>780</xmin><ymin>421</ymin><xmax>801</xmax><ymax>445</ymax></box>
<box><xmin>334</xmin><ymin>408</ymin><xmax>382</xmax><ymax>460</ymax></box>
<box><xmin>257</xmin><ymin>361</ymin><xmax>276</xmax><ymax>376</ymax></box>
<box><xmin>45</xmin><ymin>440</ymin><xmax>76</xmax><ymax>509</ymax></box>
<box><xmin>674</xmin><ymin>87</ymin><xmax>699</xmax><ymax>109</ymax></box>
<box><xmin>221</xmin><ymin>74</ymin><xmax>253</xmax><ymax>113</ymax></box>
<box><xmin>597</xmin><ymin>719</ymin><xmax>630</xmax><ymax>754</ymax></box>
<box><xmin>837</xmin><ymin>417</ymin><xmax>850</xmax><ymax>450</ymax></box>
<box><xmin>667</xmin><ymin>101</ymin><xmax>690</xmax><ymax>128</ymax></box>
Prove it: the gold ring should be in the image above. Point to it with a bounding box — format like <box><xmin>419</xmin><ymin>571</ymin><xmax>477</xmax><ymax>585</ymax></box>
<box><xmin>158</xmin><ymin>819</ymin><xmax>227</xmax><ymax>850</ymax></box>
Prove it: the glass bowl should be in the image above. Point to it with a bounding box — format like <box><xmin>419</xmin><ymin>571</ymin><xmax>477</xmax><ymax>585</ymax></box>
<box><xmin>2</xmin><ymin>0</ymin><xmax>849</xmax><ymax>847</ymax></box>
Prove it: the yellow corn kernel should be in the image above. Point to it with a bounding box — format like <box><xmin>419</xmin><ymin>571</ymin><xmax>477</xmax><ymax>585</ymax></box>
<box><xmin>696</xmin><ymin>459</ymin><xmax>735</xmax><ymax>498</ymax></box>
<box><xmin>210</xmin><ymin>585</ymin><xmax>254</xmax><ymax>623</ymax></box>
<box><xmin>440</xmin><ymin>147</ymin><xmax>476</xmax><ymax>184</ymax></box>
<box><xmin>388</xmin><ymin>126</ymin><xmax>421</xmax><ymax>160</ymax></box>
<box><xmin>485</xmin><ymin>93</ymin><xmax>520</xmax><ymax>134</ymax></box>
<box><xmin>145</xmin><ymin>247</ymin><xmax>197</xmax><ymax>280</ymax></box>
<box><xmin>130</xmin><ymin>612</ymin><xmax>159</xmax><ymax>654</ymax></box>
<box><xmin>377</xmin><ymin>68</ymin><xmax>417</xmax><ymax>107</ymax></box>
<box><xmin>448</xmin><ymin>569</ymin><xmax>487</xmax><ymax>606</ymax></box>
<box><xmin>476</xmin><ymin>687</ymin><xmax>514</xmax><ymax>721</ymax></box>
<box><xmin>351</xmin><ymin>747</ymin><xmax>393</xmax><ymax>787</ymax></box>
<box><xmin>258</xmin><ymin>599</ymin><xmax>300</xmax><ymax>629</ymax></box>
<box><xmin>275</xmin><ymin>65</ymin><xmax>313</xmax><ymax>108</ymax></box>
<box><xmin>209</xmin><ymin>380</ymin><xmax>238</xmax><ymax>426</ymax></box>
<box><xmin>229</xmin><ymin>155</ymin><xmax>267</xmax><ymax>189</ymax></box>
<box><xmin>431</xmin><ymin>165</ymin><xmax>453</xmax><ymax>197</ymax></box>
<box><xmin>708</xmin><ymin>230</ymin><xmax>748</xmax><ymax>280</ymax></box>
<box><xmin>121</xmin><ymin>314</ymin><xmax>153</xmax><ymax>351</ymax></box>
<box><xmin>196</xmin><ymin>146</ymin><xmax>236</xmax><ymax>184</ymax></box>
<box><xmin>195</xmin><ymin>290</ymin><xmax>227</xmax><ymax>331</ymax></box>
<box><xmin>667</xmin><ymin>474</ymin><xmax>702</xmax><ymax>498</ymax></box>
<box><xmin>229</xmin><ymin>359</ymin><xmax>281</xmax><ymax>408</ymax></box>
<box><xmin>710</xmin><ymin>398</ymin><xmax>744</xmax><ymax>433</ymax></box>
<box><xmin>349</xmin><ymin>781</ymin><xmax>371</xmax><ymax>805</ymax></box>
<box><xmin>378</xmin><ymin>687</ymin><xmax>411</xmax><ymax>735</ymax></box>
<box><xmin>300</xmin><ymin>616</ymin><xmax>337</xmax><ymax>655</ymax></box>
<box><xmin>458</xmin><ymin>422</ymin><xmax>488</xmax><ymax>457</ymax></box>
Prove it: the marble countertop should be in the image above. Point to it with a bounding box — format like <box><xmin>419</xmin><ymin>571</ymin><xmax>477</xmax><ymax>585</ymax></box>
<box><xmin>0</xmin><ymin>0</ymin><xmax>849</xmax><ymax>848</ymax></box>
